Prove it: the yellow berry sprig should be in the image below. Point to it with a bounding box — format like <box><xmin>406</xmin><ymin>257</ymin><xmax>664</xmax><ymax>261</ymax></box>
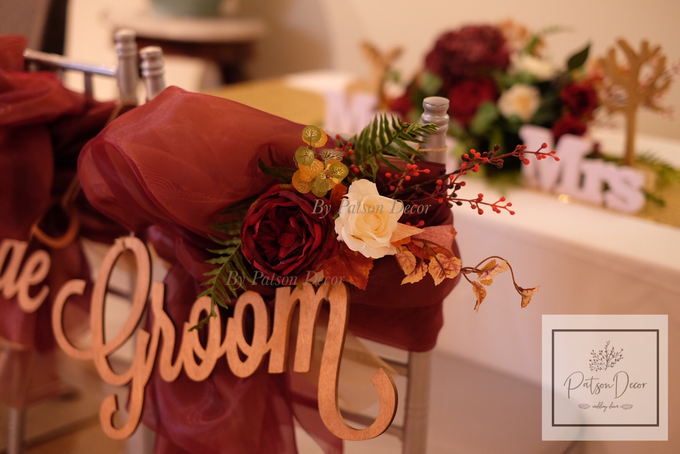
<box><xmin>292</xmin><ymin>126</ymin><xmax>349</xmax><ymax>197</ymax></box>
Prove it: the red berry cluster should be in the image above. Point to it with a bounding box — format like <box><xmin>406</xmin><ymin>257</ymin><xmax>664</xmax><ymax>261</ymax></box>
<box><xmin>385</xmin><ymin>164</ymin><xmax>431</xmax><ymax>192</ymax></box>
<box><xmin>391</xmin><ymin>143</ymin><xmax>558</xmax><ymax>216</ymax></box>
<box><xmin>460</xmin><ymin>143</ymin><xmax>559</xmax><ymax>171</ymax></box>
<box><xmin>412</xmin><ymin>172</ymin><xmax>515</xmax><ymax>216</ymax></box>
<box><xmin>404</xmin><ymin>219</ymin><xmax>426</xmax><ymax>227</ymax></box>
<box><xmin>332</xmin><ymin>134</ymin><xmax>360</xmax><ymax>174</ymax></box>
<box><xmin>466</xmin><ymin>194</ymin><xmax>515</xmax><ymax>215</ymax></box>
<box><xmin>514</xmin><ymin>143</ymin><xmax>559</xmax><ymax>164</ymax></box>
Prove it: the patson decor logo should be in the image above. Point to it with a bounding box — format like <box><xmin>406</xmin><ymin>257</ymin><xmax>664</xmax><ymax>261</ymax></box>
<box><xmin>563</xmin><ymin>340</ymin><xmax>644</xmax><ymax>407</ymax></box>
<box><xmin>542</xmin><ymin>315</ymin><xmax>668</xmax><ymax>441</ymax></box>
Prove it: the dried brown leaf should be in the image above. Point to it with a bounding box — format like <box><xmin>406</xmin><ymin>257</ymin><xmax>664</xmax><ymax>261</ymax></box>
<box><xmin>428</xmin><ymin>253</ymin><xmax>462</xmax><ymax>286</ymax></box>
<box><xmin>323</xmin><ymin>244</ymin><xmax>374</xmax><ymax>290</ymax></box>
<box><xmin>477</xmin><ymin>260</ymin><xmax>509</xmax><ymax>286</ymax></box>
<box><xmin>390</xmin><ymin>223</ymin><xmax>424</xmax><ymax>247</ymax></box>
<box><xmin>395</xmin><ymin>247</ymin><xmax>417</xmax><ymax>276</ymax></box>
<box><xmin>472</xmin><ymin>281</ymin><xmax>487</xmax><ymax>312</ymax></box>
<box><xmin>412</xmin><ymin>225</ymin><xmax>457</xmax><ymax>247</ymax></box>
<box><xmin>519</xmin><ymin>286</ymin><xmax>539</xmax><ymax>308</ymax></box>
<box><xmin>401</xmin><ymin>260</ymin><xmax>428</xmax><ymax>285</ymax></box>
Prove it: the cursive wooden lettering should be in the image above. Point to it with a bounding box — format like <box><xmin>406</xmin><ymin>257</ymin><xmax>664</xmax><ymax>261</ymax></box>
<box><xmin>227</xmin><ymin>284</ymin><xmax>399</xmax><ymax>440</ymax></box>
<box><xmin>316</xmin><ymin>284</ymin><xmax>398</xmax><ymax>440</ymax></box>
<box><xmin>268</xmin><ymin>285</ymin><xmax>325</xmax><ymax>374</ymax></box>
<box><xmin>53</xmin><ymin>236</ymin><xmax>154</xmax><ymax>439</ymax></box>
<box><xmin>42</xmin><ymin>236</ymin><xmax>398</xmax><ymax>441</ymax></box>
<box><xmin>0</xmin><ymin>239</ymin><xmax>50</xmax><ymax>312</ymax></box>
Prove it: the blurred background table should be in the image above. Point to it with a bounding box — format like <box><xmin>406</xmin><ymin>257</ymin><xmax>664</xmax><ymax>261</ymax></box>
<box><xmin>108</xmin><ymin>12</ymin><xmax>266</xmax><ymax>83</ymax></box>
<box><xmin>206</xmin><ymin>72</ymin><xmax>680</xmax><ymax>453</ymax></box>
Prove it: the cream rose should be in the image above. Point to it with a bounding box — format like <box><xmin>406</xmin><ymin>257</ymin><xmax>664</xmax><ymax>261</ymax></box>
<box><xmin>511</xmin><ymin>54</ymin><xmax>556</xmax><ymax>81</ymax></box>
<box><xmin>497</xmin><ymin>84</ymin><xmax>541</xmax><ymax>122</ymax></box>
<box><xmin>334</xmin><ymin>179</ymin><xmax>402</xmax><ymax>259</ymax></box>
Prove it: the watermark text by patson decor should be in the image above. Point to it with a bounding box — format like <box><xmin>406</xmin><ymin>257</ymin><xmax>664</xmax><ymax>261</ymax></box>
<box><xmin>542</xmin><ymin>315</ymin><xmax>668</xmax><ymax>441</ymax></box>
<box><xmin>224</xmin><ymin>270</ymin><xmax>342</xmax><ymax>288</ymax></box>
<box><xmin>311</xmin><ymin>199</ymin><xmax>429</xmax><ymax>219</ymax></box>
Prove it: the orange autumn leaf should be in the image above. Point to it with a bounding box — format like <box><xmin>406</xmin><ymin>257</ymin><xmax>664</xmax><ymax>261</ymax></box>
<box><xmin>330</xmin><ymin>184</ymin><xmax>348</xmax><ymax>214</ymax></box>
<box><xmin>395</xmin><ymin>247</ymin><xmax>417</xmax><ymax>275</ymax></box>
<box><xmin>304</xmin><ymin>270</ymin><xmax>325</xmax><ymax>285</ymax></box>
<box><xmin>477</xmin><ymin>259</ymin><xmax>496</xmax><ymax>276</ymax></box>
<box><xmin>408</xmin><ymin>241</ymin><xmax>453</xmax><ymax>259</ymax></box>
<box><xmin>406</xmin><ymin>240</ymin><xmax>449</xmax><ymax>260</ymax></box>
<box><xmin>477</xmin><ymin>259</ymin><xmax>509</xmax><ymax>286</ymax></box>
<box><xmin>406</xmin><ymin>240</ymin><xmax>429</xmax><ymax>259</ymax></box>
<box><xmin>401</xmin><ymin>260</ymin><xmax>428</xmax><ymax>285</ymax></box>
<box><xmin>412</xmin><ymin>225</ymin><xmax>457</xmax><ymax>247</ymax></box>
<box><xmin>409</xmin><ymin>225</ymin><xmax>457</xmax><ymax>259</ymax></box>
<box><xmin>519</xmin><ymin>286</ymin><xmax>539</xmax><ymax>308</ymax></box>
<box><xmin>428</xmin><ymin>253</ymin><xmax>462</xmax><ymax>286</ymax></box>
<box><xmin>322</xmin><ymin>244</ymin><xmax>374</xmax><ymax>290</ymax></box>
<box><xmin>472</xmin><ymin>281</ymin><xmax>487</xmax><ymax>312</ymax></box>
<box><xmin>391</xmin><ymin>223</ymin><xmax>424</xmax><ymax>247</ymax></box>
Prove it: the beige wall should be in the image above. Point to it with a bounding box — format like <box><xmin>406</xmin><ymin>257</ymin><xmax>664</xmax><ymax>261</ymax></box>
<box><xmin>65</xmin><ymin>0</ymin><xmax>207</xmax><ymax>100</ymax></box>
<box><xmin>66</xmin><ymin>0</ymin><xmax>680</xmax><ymax>140</ymax></box>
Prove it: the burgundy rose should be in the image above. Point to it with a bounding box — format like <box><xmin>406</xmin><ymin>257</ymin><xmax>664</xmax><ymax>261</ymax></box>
<box><xmin>552</xmin><ymin>113</ymin><xmax>587</xmax><ymax>140</ymax></box>
<box><xmin>241</xmin><ymin>185</ymin><xmax>338</xmax><ymax>280</ymax></box>
<box><xmin>388</xmin><ymin>93</ymin><xmax>414</xmax><ymax>120</ymax></box>
<box><xmin>447</xmin><ymin>77</ymin><xmax>499</xmax><ymax>126</ymax></box>
<box><xmin>560</xmin><ymin>81</ymin><xmax>599</xmax><ymax>119</ymax></box>
<box><xmin>425</xmin><ymin>25</ymin><xmax>510</xmax><ymax>89</ymax></box>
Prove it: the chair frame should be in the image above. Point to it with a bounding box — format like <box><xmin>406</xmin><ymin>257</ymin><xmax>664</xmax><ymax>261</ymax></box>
<box><xmin>4</xmin><ymin>29</ymin><xmax>165</xmax><ymax>454</ymax></box>
<box><xmin>22</xmin><ymin>29</ymin><xmax>166</xmax><ymax>104</ymax></box>
<box><xmin>9</xmin><ymin>37</ymin><xmax>435</xmax><ymax>453</ymax></box>
<box><xmin>341</xmin><ymin>350</ymin><xmax>433</xmax><ymax>454</ymax></box>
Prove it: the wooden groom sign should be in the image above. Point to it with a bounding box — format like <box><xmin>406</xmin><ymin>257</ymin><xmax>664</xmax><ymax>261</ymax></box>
<box><xmin>0</xmin><ymin>236</ymin><xmax>398</xmax><ymax>441</ymax></box>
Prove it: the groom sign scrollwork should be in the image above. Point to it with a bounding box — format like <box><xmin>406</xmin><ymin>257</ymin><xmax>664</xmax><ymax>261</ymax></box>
<box><xmin>0</xmin><ymin>236</ymin><xmax>398</xmax><ymax>441</ymax></box>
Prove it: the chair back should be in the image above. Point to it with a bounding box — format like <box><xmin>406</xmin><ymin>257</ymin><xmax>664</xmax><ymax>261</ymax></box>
<box><xmin>0</xmin><ymin>0</ymin><xmax>52</xmax><ymax>50</ymax></box>
<box><xmin>341</xmin><ymin>348</ymin><xmax>433</xmax><ymax>454</ymax></box>
<box><xmin>4</xmin><ymin>30</ymin><xmax>167</xmax><ymax>454</ymax></box>
<box><xmin>23</xmin><ymin>29</ymin><xmax>166</xmax><ymax>104</ymax></box>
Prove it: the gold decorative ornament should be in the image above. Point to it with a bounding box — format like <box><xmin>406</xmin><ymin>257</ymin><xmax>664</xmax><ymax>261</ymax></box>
<box><xmin>598</xmin><ymin>39</ymin><xmax>672</xmax><ymax>166</ymax></box>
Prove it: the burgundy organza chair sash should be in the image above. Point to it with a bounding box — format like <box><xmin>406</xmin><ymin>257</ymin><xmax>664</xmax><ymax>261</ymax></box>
<box><xmin>77</xmin><ymin>86</ymin><xmax>459</xmax><ymax>454</ymax></box>
<box><xmin>0</xmin><ymin>35</ymin><xmax>123</xmax><ymax>407</ymax></box>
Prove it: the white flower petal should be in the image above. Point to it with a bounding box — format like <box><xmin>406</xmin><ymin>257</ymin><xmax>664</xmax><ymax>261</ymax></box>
<box><xmin>334</xmin><ymin>180</ymin><xmax>401</xmax><ymax>259</ymax></box>
<box><xmin>498</xmin><ymin>84</ymin><xmax>541</xmax><ymax>122</ymax></box>
<box><xmin>347</xmin><ymin>179</ymin><xmax>379</xmax><ymax>199</ymax></box>
<box><xmin>511</xmin><ymin>54</ymin><xmax>557</xmax><ymax>81</ymax></box>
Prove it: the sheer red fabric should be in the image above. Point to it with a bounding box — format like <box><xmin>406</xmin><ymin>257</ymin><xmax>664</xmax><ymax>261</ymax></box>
<box><xmin>0</xmin><ymin>36</ymin><xmax>122</xmax><ymax>406</ymax></box>
<box><xmin>78</xmin><ymin>86</ymin><xmax>460</xmax><ymax>453</ymax></box>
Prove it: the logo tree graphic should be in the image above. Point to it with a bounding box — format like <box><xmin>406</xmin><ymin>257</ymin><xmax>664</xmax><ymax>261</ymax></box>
<box><xmin>589</xmin><ymin>340</ymin><xmax>624</xmax><ymax>372</ymax></box>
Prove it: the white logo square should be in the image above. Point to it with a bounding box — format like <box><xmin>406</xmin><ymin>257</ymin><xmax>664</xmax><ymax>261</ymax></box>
<box><xmin>542</xmin><ymin>315</ymin><xmax>668</xmax><ymax>441</ymax></box>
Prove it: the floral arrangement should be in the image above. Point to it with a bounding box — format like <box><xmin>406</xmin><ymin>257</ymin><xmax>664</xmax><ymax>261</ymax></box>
<box><xmin>389</xmin><ymin>22</ymin><xmax>598</xmax><ymax>177</ymax></box>
<box><xmin>193</xmin><ymin>115</ymin><xmax>557</xmax><ymax>328</ymax></box>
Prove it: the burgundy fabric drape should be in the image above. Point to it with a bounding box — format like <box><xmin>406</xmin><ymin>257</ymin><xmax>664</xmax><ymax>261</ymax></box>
<box><xmin>0</xmin><ymin>35</ymin><xmax>123</xmax><ymax>406</ymax></box>
<box><xmin>78</xmin><ymin>86</ymin><xmax>460</xmax><ymax>453</ymax></box>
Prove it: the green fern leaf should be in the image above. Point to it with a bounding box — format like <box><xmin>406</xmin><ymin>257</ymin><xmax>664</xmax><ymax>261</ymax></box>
<box><xmin>219</xmin><ymin>195</ymin><xmax>259</xmax><ymax>216</ymax></box>
<box><xmin>637</xmin><ymin>152</ymin><xmax>680</xmax><ymax>187</ymax></box>
<box><xmin>351</xmin><ymin>114</ymin><xmax>439</xmax><ymax>180</ymax></box>
<box><xmin>190</xmin><ymin>211</ymin><xmax>256</xmax><ymax>330</ymax></box>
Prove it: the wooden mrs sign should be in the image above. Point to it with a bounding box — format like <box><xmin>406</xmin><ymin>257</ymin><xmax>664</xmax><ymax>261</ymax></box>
<box><xmin>0</xmin><ymin>237</ymin><xmax>398</xmax><ymax>441</ymax></box>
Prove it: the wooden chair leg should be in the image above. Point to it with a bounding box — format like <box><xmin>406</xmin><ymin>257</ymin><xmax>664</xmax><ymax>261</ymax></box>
<box><xmin>7</xmin><ymin>407</ymin><xmax>26</xmax><ymax>454</ymax></box>
<box><xmin>126</xmin><ymin>423</ymin><xmax>155</xmax><ymax>454</ymax></box>
<box><xmin>402</xmin><ymin>351</ymin><xmax>432</xmax><ymax>454</ymax></box>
